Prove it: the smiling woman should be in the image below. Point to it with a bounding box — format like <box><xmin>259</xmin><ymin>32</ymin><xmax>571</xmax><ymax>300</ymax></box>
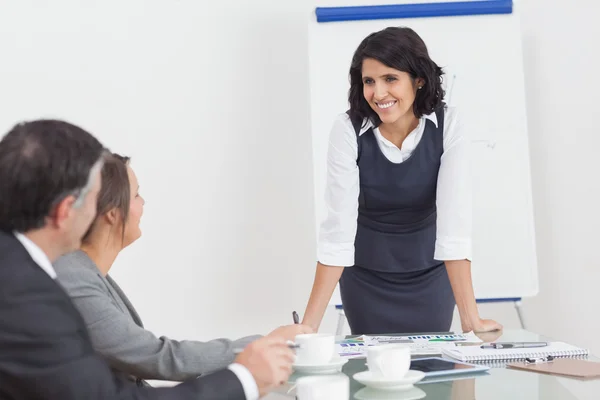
<box><xmin>302</xmin><ymin>27</ymin><xmax>502</xmax><ymax>336</ymax></box>
<box><xmin>360</xmin><ymin>58</ymin><xmax>425</xmax><ymax>149</ymax></box>
<box><xmin>348</xmin><ymin>27</ymin><xmax>444</xmax><ymax>132</ymax></box>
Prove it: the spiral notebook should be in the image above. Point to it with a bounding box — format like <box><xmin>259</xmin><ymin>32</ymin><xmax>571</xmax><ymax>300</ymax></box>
<box><xmin>442</xmin><ymin>342</ymin><xmax>588</xmax><ymax>364</ymax></box>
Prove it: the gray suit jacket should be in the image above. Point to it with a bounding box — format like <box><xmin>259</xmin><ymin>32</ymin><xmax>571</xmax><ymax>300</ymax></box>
<box><xmin>53</xmin><ymin>250</ymin><xmax>259</xmax><ymax>382</ymax></box>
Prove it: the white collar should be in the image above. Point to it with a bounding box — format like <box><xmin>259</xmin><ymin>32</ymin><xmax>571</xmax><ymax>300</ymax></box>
<box><xmin>14</xmin><ymin>232</ymin><xmax>57</xmax><ymax>279</ymax></box>
<box><xmin>359</xmin><ymin>110</ymin><xmax>439</xmax><ymax>135</ymax></box>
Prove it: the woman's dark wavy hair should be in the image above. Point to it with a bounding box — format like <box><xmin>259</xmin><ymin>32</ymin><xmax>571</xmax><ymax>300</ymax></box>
<box><xmin>348</xmin><ymin>26</ymin><xmax>445</xmax><ymax>129</ymax></box>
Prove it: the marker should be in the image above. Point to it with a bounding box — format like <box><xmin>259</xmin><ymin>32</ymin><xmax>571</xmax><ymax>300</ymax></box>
<box><xmin>234</xmin><ymin>343</ymin><xmax>301</xmax><ymax>354</ymax></box>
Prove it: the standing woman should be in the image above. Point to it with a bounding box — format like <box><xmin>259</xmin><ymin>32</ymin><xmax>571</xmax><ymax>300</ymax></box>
<box><xmin>302</xmin><ymin>27</ymin><xmax>502</xmax><ymax>335</ymax></box>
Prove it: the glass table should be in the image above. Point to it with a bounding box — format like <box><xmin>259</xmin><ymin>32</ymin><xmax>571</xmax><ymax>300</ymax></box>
<box><xmin>270</xmin><ymin>329</ymin><xmax>600</xmax><ymax>400</ymax></box>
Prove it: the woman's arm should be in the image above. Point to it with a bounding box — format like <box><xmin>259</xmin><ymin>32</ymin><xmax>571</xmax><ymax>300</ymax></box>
<box><xmin>55</xmin><ymin>264</ymin><xmax>254</xmax><ymax>381</ymax></box>
<box><xmin>303</xmin><ymin>114</ymin><xmax>361</xmax><ymax>330</ymax></box>
<box><xmin>436</xmin><ymin>108</ymin><xmax>502</xmax><ymax>333</ymax></box>
<box><xmin>446</xmin><ymin>259</ymin><xmax>502</xmax><ymax>332</ymax></box>
<box><xmin>302</xmin><ymin>262</ymin><xmax>344</xmax><ymax>331</ymax></box>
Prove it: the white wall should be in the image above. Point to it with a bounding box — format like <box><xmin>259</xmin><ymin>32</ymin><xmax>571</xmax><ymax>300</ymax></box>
<box><xmin>0</xmin><ymin>0</ymin><xmax>318</xmax><ymax>341</ymax></box>
<box><xmin>106</xmin><ymin>0</ymin><xmax>320</xmax><ymax>340</ymax></box>
<box><xmin>2</xmin><ymin>0</ymin><xmax>599</xmax><ymax>355</ymax></box>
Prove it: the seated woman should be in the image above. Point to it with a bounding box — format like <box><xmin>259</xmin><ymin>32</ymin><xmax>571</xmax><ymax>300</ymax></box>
<box><xmin>54</xmin><ymin>153</ymin><xmax>309</xmax><ymax>384</ymax></box>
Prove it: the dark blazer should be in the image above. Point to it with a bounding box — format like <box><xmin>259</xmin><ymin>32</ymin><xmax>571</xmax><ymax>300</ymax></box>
<box><xmin>0</xmin><ymin>230</ymin><xmax>246</xmax><ymax>400</ymax></box>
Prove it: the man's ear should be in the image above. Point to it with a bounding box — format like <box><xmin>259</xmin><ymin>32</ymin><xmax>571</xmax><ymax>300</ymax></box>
<box><xmin>104</xmin><ymin>208</ymin><xmax>119</xmax><ymax>226</ymax></box>
<box><xmin>49</xmin><ymin>195</ymin><xmax>77</xmax><ymax>229</ymax></box>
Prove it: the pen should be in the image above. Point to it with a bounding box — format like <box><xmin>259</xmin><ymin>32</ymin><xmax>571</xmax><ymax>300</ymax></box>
<box><xmin>292</xmin><ymin>311</ymin><xmax>299</xmax><ymax>324</ymax></box>
<box><xmin>234</xmin><ymin>343</ymin><xmax>301</xmax><ymax>354</ymax></box>
<box><xmin>480</xmin><ymin>342</ymin><xmax>548</xmax><ymax>349</ymax></box>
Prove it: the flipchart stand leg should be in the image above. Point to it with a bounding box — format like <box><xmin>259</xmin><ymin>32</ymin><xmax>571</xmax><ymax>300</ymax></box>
<box><xmin>476</xmin><ymin>297</ymin><xmax>526</xmax><ymax>330</ymax></box>
<box><xmin>514</xmin><ymin>300</ymin><xmax>526</xmax><ymax>330</ymax></box>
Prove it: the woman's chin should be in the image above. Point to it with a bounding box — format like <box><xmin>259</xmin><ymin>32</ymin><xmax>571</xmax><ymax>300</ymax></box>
<box><xmin>122</xmin><ymin>231</ymin><xmax>142</xmax><ymax>250</ymax></box>
<box><xmin>379</xmin><ymin>115</ymin><xmax>399</xmax><ymax>125</ymax></box>
<box><xmin>374</xmin><ymin>109</ymin><xmax>400</xmax><ymax>124</ymax></box>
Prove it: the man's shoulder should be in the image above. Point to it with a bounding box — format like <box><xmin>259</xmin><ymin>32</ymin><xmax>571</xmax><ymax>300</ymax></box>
<box><xmin>0</xmin><ymin>234</ymin><xmax>87</xmax><ymax>339</ymax></box>
<box><xmin>0</xmin><ymin>230</ymin><xmax>40</xmax><ymax>289</ymax></box>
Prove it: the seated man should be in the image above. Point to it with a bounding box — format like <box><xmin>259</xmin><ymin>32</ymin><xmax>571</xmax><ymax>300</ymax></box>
<box><xmin>0</xmin><ymin>120</ymin><xmax>297</xmax><ymax>399</ymax></box>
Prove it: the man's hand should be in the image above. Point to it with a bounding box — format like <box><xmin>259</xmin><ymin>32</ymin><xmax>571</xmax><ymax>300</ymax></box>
<box><xmin>234</xmin><ymin>336</ymin><xmax>295</xmax><ymax>397</ymax></box>
<box><xmin>268</xmin><ymin>324</ymin><xmax>313</xmax><ymax>341</ymax></box>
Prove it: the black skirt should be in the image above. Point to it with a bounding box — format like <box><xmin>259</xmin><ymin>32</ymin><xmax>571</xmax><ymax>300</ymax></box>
<box><xmin>339</xmin><ymin>263</ymin><xmax>456</xmax><ymax>335</ymax></box>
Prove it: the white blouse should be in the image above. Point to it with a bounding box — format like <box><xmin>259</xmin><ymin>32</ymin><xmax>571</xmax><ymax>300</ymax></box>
<box><xmin>317</xmin><ymin>107</ymin><xmax>472</xmax><ymax>267</ymax></box>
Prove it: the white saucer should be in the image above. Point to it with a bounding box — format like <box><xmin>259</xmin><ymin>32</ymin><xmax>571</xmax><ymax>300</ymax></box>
<box><xmin>354</xmin><ymin>386</ymin><xmax>427</xmax><ymax>400</ymax></box>
<box><xmin>353</xmin><ymin>370</ymin><xmax>425</xmax><ymax>391</ymax></box>
<box><xmin>293</xmin><ymin>357</ymin><xmax>348</xmax><ymax>374</ymax></box>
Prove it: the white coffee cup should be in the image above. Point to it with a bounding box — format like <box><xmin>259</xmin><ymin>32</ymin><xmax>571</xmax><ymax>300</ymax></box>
<box><xmin>295</xmin><ymin>374</ymin><xmax>349</xmax><ymax>400</ymax></box>
<box><xmin>367</xmin><ymin>344</ymin><xmax>411</xmax><ymax>379</ymax></box>
<box><xmin>294</xmin><ymin>333</ymin><xmax>335</xmax><ymax>365</ymax></box>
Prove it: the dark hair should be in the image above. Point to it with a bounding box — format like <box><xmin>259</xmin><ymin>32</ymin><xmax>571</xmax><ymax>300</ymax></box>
<box><xmin>0</xmin><ymin>120</ymin><xmax>105</xmax><ymax>233</ymax></box>
<box><xmin>348</xmin><ymin>26</ymin><xmax>445</xmax><ymax>129</ymax></box>
<box><xmin>82</xmin><ymin>153</ymin><xmax>131</xmax><ymax>244</ymax></box>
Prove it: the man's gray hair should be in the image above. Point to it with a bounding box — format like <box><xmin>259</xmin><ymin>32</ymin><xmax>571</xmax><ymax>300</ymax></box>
<box><xmin>72</xmin><ymin>158</ymin><xmax>104</xmax><ymax>208</ymax></box>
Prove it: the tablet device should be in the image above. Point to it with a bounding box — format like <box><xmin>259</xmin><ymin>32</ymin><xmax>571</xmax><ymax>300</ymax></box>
<box><xmin>410</xmin><ymin>357</ymin><xmax>489</xmax><ymax>377</ymax></box>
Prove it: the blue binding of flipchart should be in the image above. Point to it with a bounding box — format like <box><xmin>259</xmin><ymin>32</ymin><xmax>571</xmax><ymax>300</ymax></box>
<box><xmin>315</xmin><ymin>0</ymin><xmax>512</xmax><ymax>23</ymax></box>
